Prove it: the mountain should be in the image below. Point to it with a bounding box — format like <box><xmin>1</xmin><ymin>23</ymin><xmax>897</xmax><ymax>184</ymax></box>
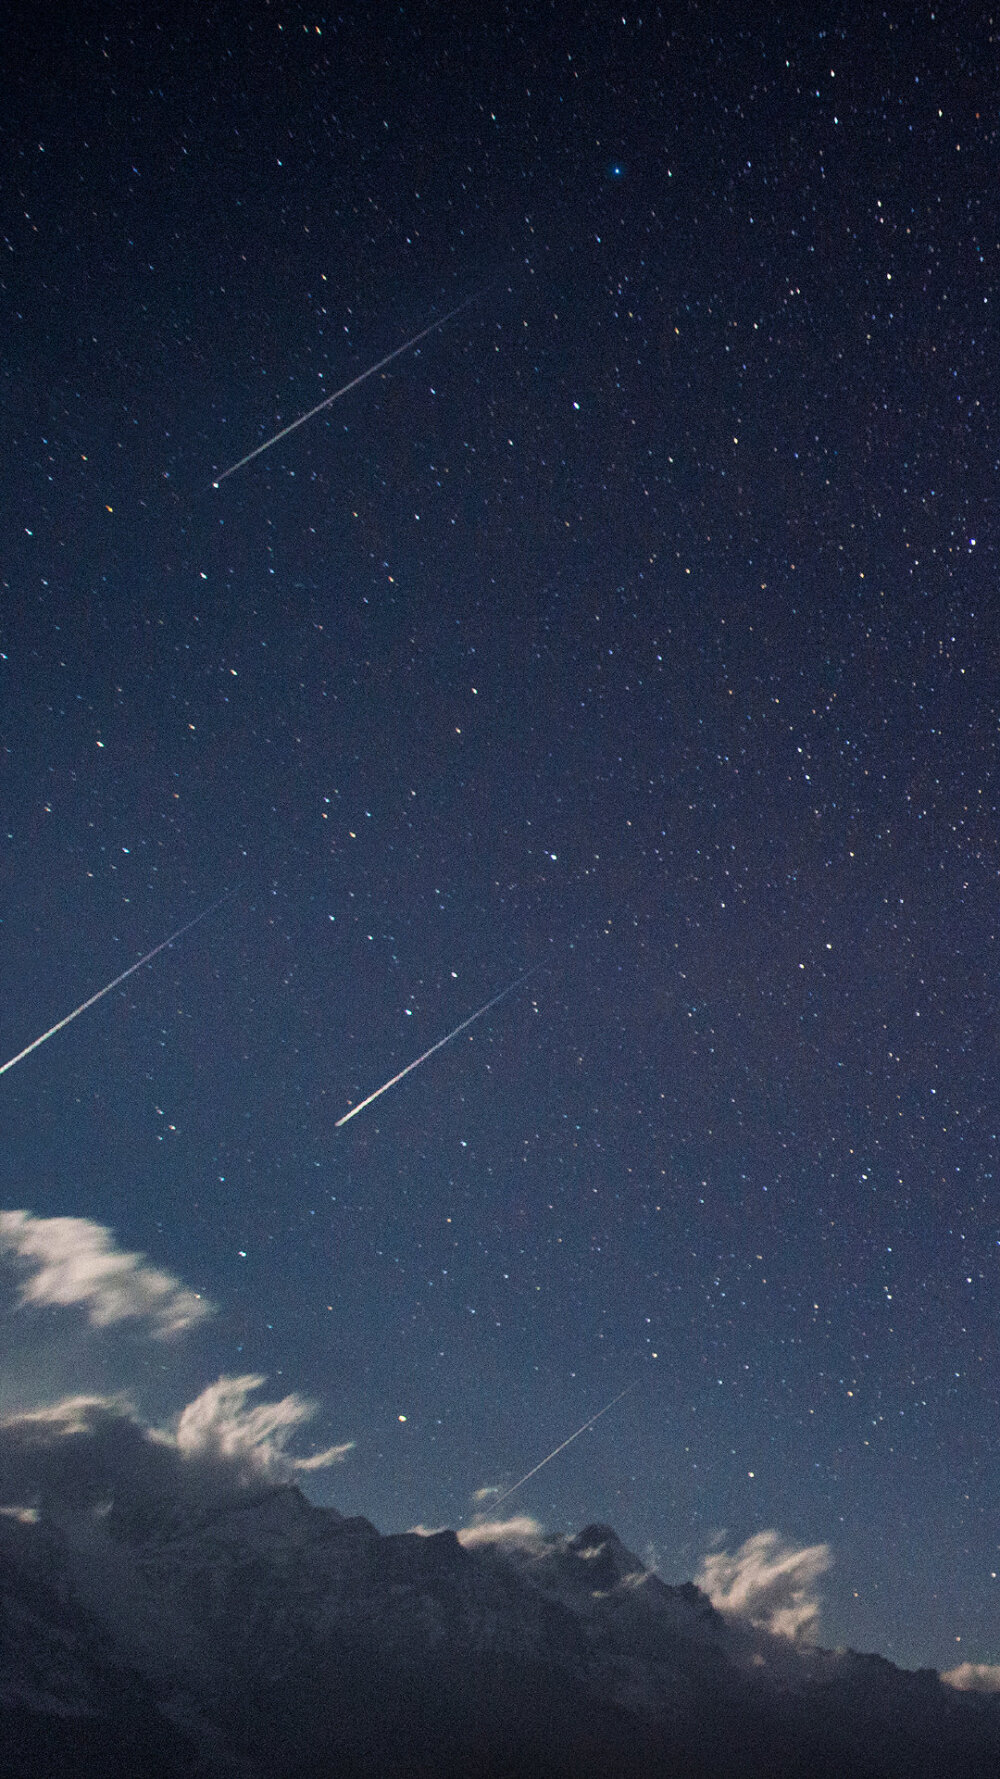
<box><xmin>1</xmin><ymin>1486</ymin><xmax>998</xmax><ymax>1778</ymax></box>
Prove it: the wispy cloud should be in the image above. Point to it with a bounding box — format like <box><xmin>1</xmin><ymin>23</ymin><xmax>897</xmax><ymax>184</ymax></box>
<box><xmin>0</xmin><ymin>1378</ymin><xmax>351</xmax><ymax>1515</ymax></box>
<box><xmin>176</xmin><ymin>1375</ymin><xmax>353</xmax><ymax>1479</ymax></box>
<box><xmin>0</xmin><ymin>1210</ymin><xmax>213</xmax><ymax>1339</ymax></box>
<box><xmin>941</xmin><ymin>1662</ymin><xmax>1000</xmax><ymax>1693</ymax></box>
<box><xmin>696</xmin><ymin>1531</ymin><xmax>832</xmax><ymax>1641</ymax></box>
<box><xmin>457</xmin><ymin>1514</ymin><xmax>546</xmax><ymax>1551</ymax></box>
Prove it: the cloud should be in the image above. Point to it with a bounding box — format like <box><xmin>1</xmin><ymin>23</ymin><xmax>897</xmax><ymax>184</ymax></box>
<box><xmin>175</xmin><ymin>1375</ymin><xmax>353</xmax><ymax>1479</ymax></box>
<box><xmin>696</xmin><ymin>1531</ymin><xmax>832</xmax><ymax>1641</ymax></box>
<box><xmin>410</xmin><ymin>1515</ymin><xmax>548</xmax><ymax>1552</ymax></box>
<box><xmin>941</xmin><ymin>1662</ymin><xmax>1000</xmax><ymax>1693</ymax></box>
<box><xmin>0</xmin><ymin>1394</ymin><xmax>185</xmax><ymax>1513</ymax></box>
<box><xmin>457</xmin><ymin>1515</ymin><xmax>546</xmax><ymax>1552</ymax></box>
<box><xmin>0</xmin><ymin>1377</ymin><xmax>351</xmax><ymax>1515</ymax></box>
<box><xmin>0</xmin><ymin>1210</ymin><xmax>213</xmax><ymax>1339</ymax></box>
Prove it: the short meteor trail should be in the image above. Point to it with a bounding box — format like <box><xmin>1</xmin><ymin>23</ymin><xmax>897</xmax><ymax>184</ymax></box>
<box><xmin>488</xmin><ymin>1384</ymin><xmax>637</xmax><ymax>1512</ymax></box>
<box><xmin>335</xmin><ymin>967</ymin><xmax>538</xmax><ymax>1128</ymax></box>
<box><xmin>211</xmin><ymin>296</ymin><xmax>475</xmax><ymax>487</ymax></box>
<box><xmin>0</xmin><ymin>893</ymin><xmax>235</xmax><ymax>1079</ymax></box>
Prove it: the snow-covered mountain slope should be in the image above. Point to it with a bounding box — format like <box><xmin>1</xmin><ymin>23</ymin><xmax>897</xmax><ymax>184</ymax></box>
<box><xmin>1</xmin><ymin>1488</ymin><xmax>998</xmax><ymax>1778</ymax></box>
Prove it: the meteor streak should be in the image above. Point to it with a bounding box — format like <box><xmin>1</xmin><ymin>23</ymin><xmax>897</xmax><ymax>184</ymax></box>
<box><xmin>211</xmin><ymin>297</ymin><xmax>475</xmax><ymax>486</ymax></box>
<box><xmin>335</xmin><ymin>967</ymin><xmax>538</xmax><ymax>1128</ymax></box>
<box><xmin>488</xmin><ymin>1384</ymin><xmax>637</xmax><ymax>1511</ymax></box>
<box><xmin>0</xmin><ymin>893</ymin><xmax>235</xmax><ymax>1079</ymax></box>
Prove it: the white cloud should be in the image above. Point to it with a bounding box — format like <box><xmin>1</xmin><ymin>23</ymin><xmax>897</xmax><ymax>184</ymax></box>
<box><xmin>696</xmin><ymin>1531</ymin><xmax>832</xmax><ymax>1641</ymax></box>
<box><xmin>457</xmin><ymin>1514</ymin><xmax>546</xmax><ymax>1552</ymax></box>
<box><xmin>175</xmin><ymin>1375</ymin><xmax>353</xmax><ymax>1480</ymax></box>
<box><xmin>0</xmin><ymin>1378</ymin><xmax>351</xmax><ymax>1514</ymax></box>
<box><xmin>0</xmin><ymin>1394</ymin><xmax>180</xmax><ymax>1512</ymax></box>
<box><xmin>941</xmin><ymin>1662</ymin><xmax>1000</xmax><ymax>1693</ymax></box>
<box><xmin>0</xmin><ymin>1210</ymin><xmax>213</xmax><ymax>1339</ymax></box>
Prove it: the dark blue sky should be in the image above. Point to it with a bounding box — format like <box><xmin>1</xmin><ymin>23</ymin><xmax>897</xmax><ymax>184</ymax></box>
<box><xmin>3</xmin><ymin>0</ymin><xmax>999</xmax><ymax>1672</ymax></box>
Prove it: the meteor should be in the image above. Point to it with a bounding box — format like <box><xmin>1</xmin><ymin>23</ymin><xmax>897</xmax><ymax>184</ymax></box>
<box><xmin>488</xmin><ymin>1384</ymin><xmax>637</xmax><ymax>1511</ymax></box>
<box><xmin>0</xmin><ymin>892</ymin><xmax>235</xmax><ymax>1079</ymax></box>
<box><xmin>211</xmin><ymin>296</ymin><xmax>475</xmax><ymax>487</ymax></box>
<box><xmin>335</xmin><ymin>967</ymin><xmax>538</xmax><ymax>1128</ymax></box>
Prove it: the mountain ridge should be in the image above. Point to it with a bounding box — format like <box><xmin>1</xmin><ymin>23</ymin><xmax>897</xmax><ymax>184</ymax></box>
<box><xmin>2</xmin><ymin>1484</ymin><xmax>998</xmax><ymax>1777</ymax></box>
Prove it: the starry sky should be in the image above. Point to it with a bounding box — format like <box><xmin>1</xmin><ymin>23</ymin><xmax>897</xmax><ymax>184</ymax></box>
<box><xmin>3</xmin><ymin>0</ymin><xmax>1000</xmax><ymax>1675</ymax></box>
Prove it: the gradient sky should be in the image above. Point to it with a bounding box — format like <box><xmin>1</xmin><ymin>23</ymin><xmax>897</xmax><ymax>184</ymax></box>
<box><xmin>3</xmin><ymin>1</ymin><xmax>999</xmax><ymax>1674</ymax></box>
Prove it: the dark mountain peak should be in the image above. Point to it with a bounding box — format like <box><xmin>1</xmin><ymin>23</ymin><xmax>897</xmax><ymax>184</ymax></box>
<box><xmin>573</xmin><ymin>1521</ymin><xmax>623</xmax><ymax>1547</ymax></box>
<box><xmin>559</xmin><ymin>1522</ymin><xmax>647</xmax><ymax>1595</ymax></box>
<box><xmin>104</xmin><ymin>1479</ymin><xmax>325</xmax><ymax>1549</ymax></box>
<box><xmin>3</xmin><ymin>1494</ymin><xmax>1000</xmax><ymax>1779</ymax></box>
<box><xmin>336</xmin><ymin>1512</ymin><xmax>381</xmax><ymax>1540</ymax></box>
<box><xmin>670</xmin><ymin>1577</ymin><xmax>722</xmax><ymax>1629</ymax></box>
<box><xmin>381</xmin><ymin>1524</ymin><xmax>470</xmax><ymax>1585</ymax></box>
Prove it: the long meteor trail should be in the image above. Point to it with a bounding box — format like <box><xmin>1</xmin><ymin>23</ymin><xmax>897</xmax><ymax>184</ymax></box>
<box><xmin>0</xmin><ymin>893</ymin><xmax>234</xmax><ymax>1079</ymax></box>
<box><xmin>211</xmin><ymin>297</ymin><xmax>475</xmax><ymax>487</ymax></box>
<box><xmin>335</xmin><ymin>968</ymin><xmax>537</xmax><ymax>1128</ymax></box>
<box><xmin>488</xmin><ymin>1384</ymin><xmax>637</xmax><ymax>1512</ymax></box>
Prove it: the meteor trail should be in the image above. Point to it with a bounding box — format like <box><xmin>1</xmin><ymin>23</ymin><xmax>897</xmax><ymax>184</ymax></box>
<box><xmin>488</xmin><ymin>1384</ymin><xmax>637</xmax><ymax>1511</ymax></box>
<box><xmin>335</xmin><ymin>967</ymin><xmax>538</xmax><ymax>1128</ymax></box>
<box><xmin>0</xmin><ymin>893</ymin><xmax>235</xmax><ymax>1079</ymax></box>
<box><xmin>211</xmin><ymin>296</ymin><xmax>475</xmax><ymax>486</ymax></box>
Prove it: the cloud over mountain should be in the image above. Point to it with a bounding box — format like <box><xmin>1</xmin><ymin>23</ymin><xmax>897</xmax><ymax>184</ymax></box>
<box><xmin>942</xmin><ymin>1663</ymin><xmax>1000</xmax><ymax>1694</ymax></box>
<box><xmin>175</xmin><ymin>1373</ymin><xmax>353</xmax><ymax>1478</ymax></box>
<box><xmin>696</xmin><ymin>1530</ymin><xmax>832</xmax><ymax>1641</ymax></box>
<box><xmin>456</xmin><ymin>1514</ymin><xmax>547</xmax><ymax>1552</ymax></box>
<box><xmin>0</xmin><ymin>1378</ymin><xmax>350</xmax><ymax>1514</ymax></box>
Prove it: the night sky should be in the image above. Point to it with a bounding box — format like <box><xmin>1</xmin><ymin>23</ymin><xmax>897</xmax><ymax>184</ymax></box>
<box><xmin>3</xmin><ymin>1</ymin><xmax>1000</xmax><ymax>1675</ymax></box>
